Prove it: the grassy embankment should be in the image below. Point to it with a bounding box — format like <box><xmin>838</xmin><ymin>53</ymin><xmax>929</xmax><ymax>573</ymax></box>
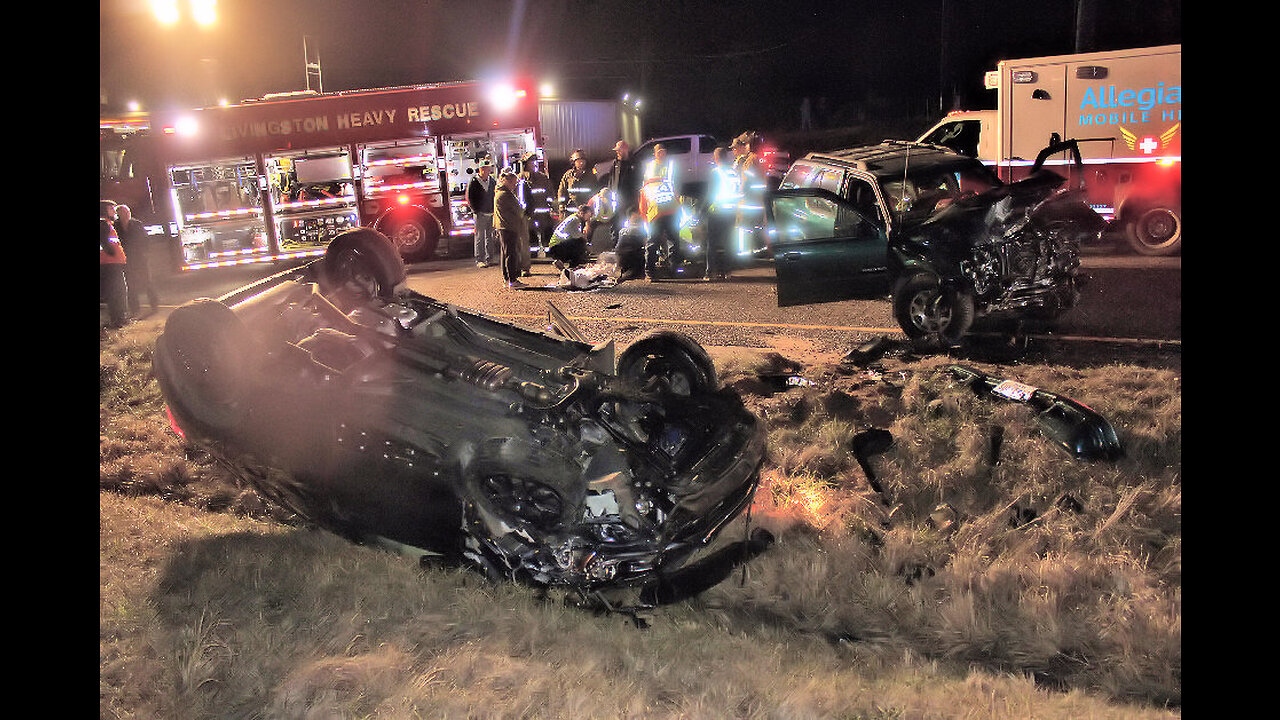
<box><xmin>101</xmin><ymin>318</ymin><xmax>1180</xmax><ymax>719</ymax></box>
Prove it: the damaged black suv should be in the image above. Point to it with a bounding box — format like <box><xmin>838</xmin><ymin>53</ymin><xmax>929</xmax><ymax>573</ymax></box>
<box><xmin>768</xmin><ymin>140</ymin><xmax>1105</xmax><ymax>347</ymax></box>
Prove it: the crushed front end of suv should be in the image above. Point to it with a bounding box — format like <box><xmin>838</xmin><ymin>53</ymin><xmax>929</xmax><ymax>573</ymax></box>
<box><xmin>769</xmin><ymin>140</ymin><xmax>1105</xmax><ymax>348</ymax></box>
<box><xmin>153</xmin><ymin>229</ymin><xmax>766</xmax><ymax>596</ymax></box>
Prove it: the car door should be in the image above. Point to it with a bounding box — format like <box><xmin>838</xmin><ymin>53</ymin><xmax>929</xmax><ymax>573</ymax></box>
<box><xmin>768</xmin><ymin>187</ymin><xmax>890</xmax><ymax>307</ymax></box>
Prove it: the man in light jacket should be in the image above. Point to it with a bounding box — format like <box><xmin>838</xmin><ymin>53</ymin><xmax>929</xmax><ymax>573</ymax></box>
<box><xmin>467</xmin><ymin>159</ymin><xmax>497</xmax><ymax>267</ymax></box>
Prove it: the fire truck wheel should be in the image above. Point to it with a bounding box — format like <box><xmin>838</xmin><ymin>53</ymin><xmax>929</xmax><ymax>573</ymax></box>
<box><xmin>386</xmin><ymin>216</ymin><xmax>439</xmax><ymax>263</ymax></box>
<box><xmin>153</xmin><ymin>300</ymin><xmax>250</xmax><ymax>437</ymax></box>
<box><xmin>320</xmin><ymin>228</ymin><xmax>406</xmax><ymax>300</ymax></box>
<box><xmin>1124</xmin><ymin>204</ymin><xmax>1181</xmax><ymax>256</ymax></box>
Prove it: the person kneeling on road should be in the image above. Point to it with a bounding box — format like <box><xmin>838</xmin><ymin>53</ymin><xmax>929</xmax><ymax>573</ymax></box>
<box><xmin>612</xmin><ymin>207</ymin><xmax>647</xmax><ymax>282</ymax></box>
<box><xmin>548</xmin><ymin>203</ymin><xmax>594</xmax><ymax>272</ymax></box>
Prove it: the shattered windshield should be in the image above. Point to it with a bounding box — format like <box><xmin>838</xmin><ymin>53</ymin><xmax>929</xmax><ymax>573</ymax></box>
<box><xmin>881</xmin><ymin>163</ymin><xmax>1001</xmax><ymax>222</ymax></box>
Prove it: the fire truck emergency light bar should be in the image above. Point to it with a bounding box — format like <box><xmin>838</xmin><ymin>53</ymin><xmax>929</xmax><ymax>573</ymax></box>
<box><xmin>182</xmin><ymin>247</ymin><xmax>328</xmax><ymax>271</ymax></box>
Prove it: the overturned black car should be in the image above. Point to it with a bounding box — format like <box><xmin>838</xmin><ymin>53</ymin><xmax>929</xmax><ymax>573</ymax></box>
<box><xmin>769</xmin><ymin>140</ymin><xmax>1105</xmax><ymax>348</ymax></box>
<box><xmin>153</xmin><ymin>230</ymin><xmax>766</xmax><ymax>594</ymax></box>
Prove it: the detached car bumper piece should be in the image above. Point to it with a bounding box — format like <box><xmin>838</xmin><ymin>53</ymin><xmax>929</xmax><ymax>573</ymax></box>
<box><xmin>154</xmin><ymin>229</ymin><xmax>767</xmax><ymax>594</ymax></box>
<box><xmin>948</xmin><ymin>364</ymin><xmax>1122</xmax><ymax>461</ymax></box>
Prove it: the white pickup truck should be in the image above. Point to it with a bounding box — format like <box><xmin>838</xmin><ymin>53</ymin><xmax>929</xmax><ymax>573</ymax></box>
<box><xmin>594</xmin><ymin>134</ymin><xmax>721</xmax><ymax>204</ymax></box>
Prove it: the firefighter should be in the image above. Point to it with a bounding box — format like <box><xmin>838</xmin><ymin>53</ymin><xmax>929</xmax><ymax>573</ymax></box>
<box><xmin>731</xmin><ymin>131</ymin><xmax>769</xmax><ymax>258</ymax></box>
<box><xmin>520</xmin><ymin>154</ymin><xmax>555</xmax><ymax>258</ymax></box>
<box><xmin>705</xmin><ymin>146</ymin><xmax>741</xmax><ymax>280</ymax></box>
<box><xmin>556</xmin><ymin>150</ymin><xmax>596</xmax><ymax>219</ymax></box>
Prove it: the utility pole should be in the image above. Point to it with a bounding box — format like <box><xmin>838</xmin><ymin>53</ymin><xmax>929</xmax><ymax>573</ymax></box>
<box><xmin>305</xmin><ymin>35</ymin><xmax>323</xmax><ymax>93</ymax></box>
<box><xmin>1075</xmin><ymin>0</ymin><xmax>1098</xmax><ymax>53</ymax></box>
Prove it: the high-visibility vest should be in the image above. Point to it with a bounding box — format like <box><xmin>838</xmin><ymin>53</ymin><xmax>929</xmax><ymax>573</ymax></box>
<box><xmin>100</xmin><ymin>220</ymin><xmax>127</xmax><ymax>265</ymax></box>
<box><xmin>640</xmin><ymin>178</ymin><xmax>676</xmax><ymax>222</ymax></box>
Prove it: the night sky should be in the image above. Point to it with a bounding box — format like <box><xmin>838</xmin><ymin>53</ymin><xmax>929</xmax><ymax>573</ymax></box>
<box><xmin>100</xmin><ymin>0</ymin><xmax>1181</xmax><ymax>139</ymax></box>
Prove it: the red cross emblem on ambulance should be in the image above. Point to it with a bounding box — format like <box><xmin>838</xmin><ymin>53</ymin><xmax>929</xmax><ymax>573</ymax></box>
<box><xmin>1120</xmin><ymin>123</ymin><xmax>1180</xmax><ymax>154</ymax></box>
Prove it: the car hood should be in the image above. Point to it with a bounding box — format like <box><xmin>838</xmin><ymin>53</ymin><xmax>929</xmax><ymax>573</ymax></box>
<box><xmin>894</xmin><ymin>168</ymin><xmax>1104</xmax><ymax>261</ymax></box>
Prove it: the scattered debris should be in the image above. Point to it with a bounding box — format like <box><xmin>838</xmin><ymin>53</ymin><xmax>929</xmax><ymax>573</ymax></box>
<box><xmin>987</xmin><ymin>424</ymin><xmax>1004</xmax><ymax>467</ymax></box>
<box><xmin>1055</xmin><ymin>493</ymin><xmax>1085</xmax><ymax>514</ymax></box>
<box><xmin>947</xmin><ymin>365</ymin><xmax>1122</xmax><ymax>461</ymax></box>
<box><xmin>842</xmin><ymin>336</ymin><xmax>894</xmax><ymax>366</ymax></box>
<box><xmin>1009</xmin><ymin>503</ymin><xmax>1039</xmax><ymax>528</ymax></box>
<box><xmin>929</xmin><ymin>503</ymin><xmax>960</xmax><ymax>533</ymax></box>
<box><xmin>757</xmin><ymin>372</ymin><xmax>816</xmax><ymax>391</ymax></box>
<box><xmin>851</xmin><ymin>428</ymin><xmax>894</xmax><ymax>499</ymax></box>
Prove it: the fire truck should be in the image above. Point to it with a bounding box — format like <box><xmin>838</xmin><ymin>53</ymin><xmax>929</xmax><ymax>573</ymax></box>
<box><xmin>918</xmin><ymin>45</ymin><xmax>1181</xmax><ymax>256</ymax></box>
<box><xmin>146</xmin><ymin>79</ymin><xmax>542</xmax><ymax>271</ymax></box>
<box><xmin>101</xmin><ymin>113</ymin><xmax>179</xmax><ymax>266</ymax></box>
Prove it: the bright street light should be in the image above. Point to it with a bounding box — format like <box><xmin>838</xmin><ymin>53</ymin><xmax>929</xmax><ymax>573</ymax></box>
<box><xmin>192</xmin><ymin>0</ymin><xmax>217</xmax><ymax>26</ymax></box>
<box><xmin>153</xmin><ymin>0</ymin><xmax>216</xmax><ymax>26</ymax></box>
<box><xmin>152</xmin><ymin>0</ymin><xmax>179</xmax><ymax>24</ymax></box>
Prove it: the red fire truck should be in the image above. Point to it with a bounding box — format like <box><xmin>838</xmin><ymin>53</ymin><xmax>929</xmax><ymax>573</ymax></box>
<box><xmin>144</xmin><ymin>79</ymin><xmax>541</xmax><ymax>271</ymax></box>
<box><xmin>101</xmin><ymin>113</ymin><xmax>180</xmax><ymax>266</ymax></box>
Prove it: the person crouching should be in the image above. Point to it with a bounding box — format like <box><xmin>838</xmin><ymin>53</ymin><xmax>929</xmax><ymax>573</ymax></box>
<box><xmin>548</xmin><ymin>203</ymin><xmax>594</xmax><ymax>272</ymax></box>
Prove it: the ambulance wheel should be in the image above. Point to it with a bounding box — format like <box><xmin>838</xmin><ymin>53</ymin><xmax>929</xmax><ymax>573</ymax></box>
<box><xmin>321</xmin><ymin>228</ymin><xmax>406</xmax><ymax>300</ymax></box>
<box><xmin>1124</xmin><ymin>204</ymin><xmax>1181</xmax><ymax>256</ymax></box>
<box><xmin>153</xmin><ymin>300</ymin><xmax>250</xmax><ymax>437</ymax></box>
<box><xmin>618</xmin><ymin>330</ymin><xmax>718</xmax><ymax>396</ymax></box>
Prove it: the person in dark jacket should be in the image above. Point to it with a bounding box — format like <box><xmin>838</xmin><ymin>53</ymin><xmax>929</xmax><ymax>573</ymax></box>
<box><xmin>113</xmin><ymin>204</ymin><xmax>160</xmax><ymax>317</ymax></box>
<box><xmin>606</xmin><ymin>140</ymin><xmax>637</xmax><ymax>246</ymax></box>
<box><xmin>493</xmin><ymin>170</ymin><xmax>527</xmax><ymax>288</ymax></box>
<box><xmin>520</xmin><ymin>154</ymin><xmax>555</xmax><ymax>257</ymax></box>
<box><xmin>556</xmin><ymin>149</ymin><xmax>596</xmax><ymax>218</ymax></box>
<box><xmin>466</xmin><ymin>159</ymin><xmax>498</xmax><ymax>267</ymax></box>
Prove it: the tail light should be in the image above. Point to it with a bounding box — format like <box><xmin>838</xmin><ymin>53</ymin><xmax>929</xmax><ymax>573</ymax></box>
<box><xmin>165</xmin><ymin>405</ymin><xmax>186</xmax><ymax>439</ymax></box>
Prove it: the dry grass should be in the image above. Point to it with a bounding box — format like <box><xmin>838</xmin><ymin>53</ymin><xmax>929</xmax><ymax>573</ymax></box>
<box><xmin>101</xmin><ymin>322</ymin><xmax>1180</xmax><ymax>719</ymax></box>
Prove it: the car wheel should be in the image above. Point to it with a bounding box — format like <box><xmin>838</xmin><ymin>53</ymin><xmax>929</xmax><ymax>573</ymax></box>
<box><xmin>892</xmin><ymin>274</ymin><xmax>975</xmax><ymax>350</ymax></box>
<box><xmin>387</xmin><ymin>217</ymin><xmax>439</xmax><ymax>263</ymax></box>
<box><xmin>463</xmin><ymin>438</ymin><xmax>584</xmax><ymax>533</ymax></box>
<box><xmin>153</xmin><ymin>300</ymin><xmax>250</xmax><ymax>436</ymax></box>
<box><xmin>1124</xmin><ymin>205</ymin><xmax>1181</xmax><ymax>256</ymax></box>
<box><xmin>617</xmin><ymin>330</ymin><xmax>717</xmax><ymax>396</ymax></box>
<box><xmin>320</xmin><ymin>228</ymin><xmax>406</xmax><ymax>300</ymax></box>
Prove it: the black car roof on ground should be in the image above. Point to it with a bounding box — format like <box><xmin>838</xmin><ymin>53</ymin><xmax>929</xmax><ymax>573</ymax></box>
<box><xmin>802</xmin><ymin>141</ymin><xmax>985</xmax><ymax>180</ymax></box>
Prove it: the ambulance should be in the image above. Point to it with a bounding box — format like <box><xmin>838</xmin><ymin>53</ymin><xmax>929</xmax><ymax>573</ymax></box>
<box><xmin>918</xmin><ymin>45</ymin><xmax>1181</xmax><ymax>255</ymax></box>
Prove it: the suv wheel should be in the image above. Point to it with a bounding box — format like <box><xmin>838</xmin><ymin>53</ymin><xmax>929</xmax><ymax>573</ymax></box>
<box><xmin>892</xmin><ymin>274</ymin><xmax>974</xmax><ymax>350</ymax></box>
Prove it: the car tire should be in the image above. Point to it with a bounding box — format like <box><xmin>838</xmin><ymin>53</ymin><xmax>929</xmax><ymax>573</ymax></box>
<box><xmin>462</xmin><ymin>438</ymin><xmax>585</xmax><ymax>533</ymax></box>
<box><xmin>153</xmin><ymin>299</ymin><xmax>251</xmax><ymax>437</ymax></box>
<box><xmin>320</xmin><ymin>228</ymin><xmax>406</xmax><ymax>300</ymax></box>
<box><xmin>892</xmin><ymin>273</ymin><xmax>975</xmax><ymax>350</ymax></box>
<box><xmin>1124</xmin><ymin>204</ymin><xmax>1181</xmax><ymax>256</ymax></box>
<box><xmin>617</xmin><ymin>330</ymin><xmax>717</xmax><ymax>396</ymax></box>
